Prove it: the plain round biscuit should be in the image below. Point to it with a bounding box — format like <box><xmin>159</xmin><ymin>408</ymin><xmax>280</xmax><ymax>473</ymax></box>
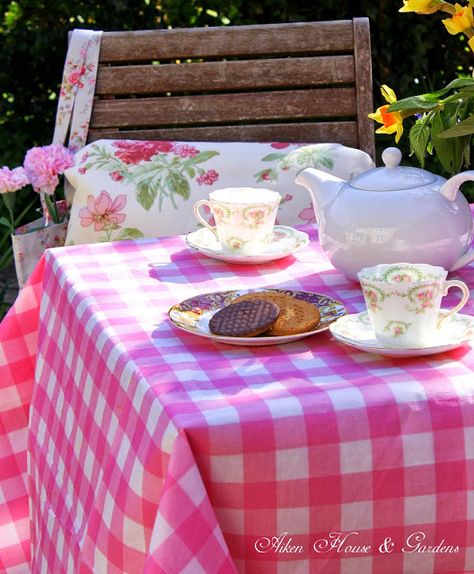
<box><xmin>266</xmin><ymin>298</ymin><xmax>321</xmax><ymax>336</ymax></box>
<box><xmin>231</xmin><ymin>292</ymin><xmax>296</xmax><ymax>306</ymax></box>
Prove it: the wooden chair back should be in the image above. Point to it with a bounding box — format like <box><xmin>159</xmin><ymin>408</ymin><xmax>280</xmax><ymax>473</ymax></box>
<box><xmin>89</xmin><ymin>20</ymin><xmax>375</xmax><ymax>158</ymax></box>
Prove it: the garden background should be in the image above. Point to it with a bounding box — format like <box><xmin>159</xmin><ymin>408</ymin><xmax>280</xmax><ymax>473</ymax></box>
<box><xmin>0</xmin><ymin>0</ymin><xmax>472</xmax><ymax>316</ymax></box>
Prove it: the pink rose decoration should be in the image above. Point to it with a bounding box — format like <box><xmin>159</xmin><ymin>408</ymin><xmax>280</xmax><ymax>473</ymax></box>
<box><xmin>112</xmin><ymin>140</ymin><xmax>173</xmax><ymax>164</ymax></box>
<box><xmin>24</xmin><ymin>144</ymin><xmax>75</xmax><ymax>195</ymax></box>
<box><xmin>0</xmin><ymin>166</ymin><xmax>29</xmax><ymax>193</ymax></box>
<box><xmin>79</xmin><ymin>190</ymin><xmax>127</xmax><ymax>231</ymax></box>
<box><xmin>68</xmin><ymin>66</ymin><xmax>86</xmax><ymax>87</ymax></box>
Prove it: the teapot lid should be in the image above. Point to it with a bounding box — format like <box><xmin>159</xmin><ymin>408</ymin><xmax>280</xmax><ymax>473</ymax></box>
<box><xmin>350</xmin><ymin>147</ymin><xmax>437</xmax><ymax>191</ymax></box>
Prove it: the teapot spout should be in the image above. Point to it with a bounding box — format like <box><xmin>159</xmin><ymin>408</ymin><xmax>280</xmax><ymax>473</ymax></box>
<box><xmin>295</xmin><ymin>168</ymin><xmax>344</xmax><ymax>224</ymax></box>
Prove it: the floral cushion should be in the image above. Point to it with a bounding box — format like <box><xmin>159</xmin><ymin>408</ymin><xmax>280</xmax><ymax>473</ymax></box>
<box><xmin>64</xmin><ymin>140</ymin><xmax>374</xmax><ymax>245</ymax></box>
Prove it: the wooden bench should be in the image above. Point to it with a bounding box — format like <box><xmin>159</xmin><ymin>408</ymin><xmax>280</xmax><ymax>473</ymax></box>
<box><xmin>87</xmin><ymin>20</ymin><xmax>375</xmax><ymax>158</ymax></box>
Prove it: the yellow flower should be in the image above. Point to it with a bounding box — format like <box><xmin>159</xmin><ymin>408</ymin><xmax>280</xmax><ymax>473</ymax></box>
<box><xmin>399</xmin><ymin>0</ymin><xmax>445</xmax><ymax>14</ymax></box>
<box><xmin>368</xmin><ymin>85</ymin><xmax>404</xmax><ymax>143</ymax></box>
<box><xmin>442</xmin><ymin>3</ymin><xmax>474</xmax><ymax>33</ymax></box>
<box><xmin>469</xmin><ymin>36</ymin><xmax>474</xmax><ymax>51</ymax></box>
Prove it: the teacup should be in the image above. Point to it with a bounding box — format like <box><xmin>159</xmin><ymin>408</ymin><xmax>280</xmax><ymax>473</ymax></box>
<box><xmin>358</xmin><ymin>263</ymin><xmax>470</xmax><ymax>348</ymax></box>
<box><xmin>194</xmin><ymin>187</ymin><xmax>281</xmax><ymax>255</ymax></box>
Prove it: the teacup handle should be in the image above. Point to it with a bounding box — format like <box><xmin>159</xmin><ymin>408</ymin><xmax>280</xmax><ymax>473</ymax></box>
<box><xmin>437</xmin><ymin>279</ymin><xmax>470</xmax><ymax>327</ymax></box>
<box><xmin>194</xmin><ymin>199</ymin><xmax>217</xmax><ymax>236</ymax></box>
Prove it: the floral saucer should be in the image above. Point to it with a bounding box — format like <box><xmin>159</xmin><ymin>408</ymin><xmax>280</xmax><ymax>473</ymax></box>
<box><xmin>168</xmin><ymin>288</ymin><xmax>346</xmax><ymax>346</ymax></box>
<box><xmin>329</xmin><ymin>311</ymin><xmax>474</xmax><ymax>357</ymax></box>
<box><xmin>185</xmin><ymin>226</ymin><xmax>309</xmax><ymax>264</ymax></box>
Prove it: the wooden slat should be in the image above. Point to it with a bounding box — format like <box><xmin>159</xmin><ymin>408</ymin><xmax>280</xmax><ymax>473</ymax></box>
<box><xmin>353</xmin><ymin>18</ymin><xmax>375</xmax><ymax>159</ymax></box>
<box><xmin>98</xmin><ymin>21</ymin><xmax>355</xmax><ymax>63</ymax></box>
<box><xmin>90</xmin><ymin>89</ymin><xmax>357</xmax><ymax>129</ymax></box>
<box><xmin>87</xmin><ymin>122</ymin><xmax>359</xmax><ymax>147</ymax></box>
<box><xmin>95</xmin><ymin>55</ymin><xmax>355</xmax><ymax>96</ymax></box>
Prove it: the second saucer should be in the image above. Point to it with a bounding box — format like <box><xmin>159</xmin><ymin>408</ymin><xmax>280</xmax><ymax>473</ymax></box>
<box><xmin>186</xmin><ymin>225</ymin><xmax>309</xmax><ymax>264</ymax></box>
<box><xmin>329</xmin><ymin>311</ymin><xmax>474</xmax><ymax>357</ymax></box>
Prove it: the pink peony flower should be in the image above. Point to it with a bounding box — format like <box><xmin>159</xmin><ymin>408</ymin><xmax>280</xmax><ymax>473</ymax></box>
<box><xmin>196</xmin><ymin>169</ymin><xmax>219</xmax><ymax>186</ymax></box>
<box><xmin>112</xmin><ymin>140</ymin><xmax>173</xmax><ymax>164</ymax></box>
<box><xmin>24</xmin><ymin>144</ymin><xmax>75</xmax><ymax>195</ymax></box>
<box><xmin>79</xmin><ymin>190</ymin><xmax>127</xmax><ymax>231</ymax></box>
<box><xmin>0</xmin><ymin>166</ymin><xmax>29</xmax><ymax>194</ymax></box>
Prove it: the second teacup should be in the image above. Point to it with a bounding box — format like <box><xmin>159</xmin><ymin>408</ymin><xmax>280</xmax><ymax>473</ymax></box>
<box><xmin>194</xmin><ymin>187</ymin><xmax>281</xmax><ymax>256</ymax></box>
<box><xmin>358</xmin><ymin>262</ymin><xmax>470</xmax><ymax>348</ymax></box>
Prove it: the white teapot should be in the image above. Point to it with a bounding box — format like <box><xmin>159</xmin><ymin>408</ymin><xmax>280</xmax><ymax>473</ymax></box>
<box><xmin>295</xmin><ymin>147</ymin><xmax>474</xmax><ymax>280</ymax></box>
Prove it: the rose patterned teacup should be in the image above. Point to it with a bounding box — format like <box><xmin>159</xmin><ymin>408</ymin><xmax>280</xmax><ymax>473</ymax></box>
<box><xmin>358</xmin><ymin>263</ymin><xmax>470</xmax><ymax>348</ymax></box>
<box><xmin>194</xmin><ymin>187</ymin><xmax>281</xmax><ymax>255</ymax></box>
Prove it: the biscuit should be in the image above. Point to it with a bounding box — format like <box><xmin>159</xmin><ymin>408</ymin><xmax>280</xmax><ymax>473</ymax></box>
<box><xmin>209</xmin><ymin>299</ymin><xmax>280</xmax><ymax>337</ymax></box>
<box><xmin>232</xmin><ymin>291</ymin><xmax>321</xmax><ymax>337</ymax></box>
<box><xmin>232</xmin><ymin>291</ymin><xmax>296</xmax><ymax>307</ymax></box>
<box><xmin>266</xmin><ymin>297</ymin><xmax>321</xmax><ymax>336</ymax></box>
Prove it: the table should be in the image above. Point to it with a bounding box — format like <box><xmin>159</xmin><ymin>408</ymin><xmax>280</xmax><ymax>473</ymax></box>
<box><xmin>1</xmin><ymin>226</ymin><xmax>474</xmax><ymax>573</ymax></box>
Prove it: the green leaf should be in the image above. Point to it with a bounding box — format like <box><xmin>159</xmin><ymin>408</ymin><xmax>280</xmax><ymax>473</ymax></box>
<box><xmin>261</xmin><ymin>152</ymin><xmax>287</xmax><ymax>162</ymax></box>
<box><xmin>1</xmin><ymin>191</ymin><xmax>16</xmax><ymax>212</ymax></box>
<box><xmin>388</xmin><ymin>96</ymin><xmax>440</xmax><ymax>113</ymax></box>
<box><xmin>184</xmin><ymin>165</ymin><xmax>196</xmax><ymax>178</ymax></box>
<box><xmin>0</xmin><ymin>216</ymin><xmax>12</xmax><ymax>229</ymax></box>
<box><xmin>409</xmin><ymin>121</ymin><xmax>430</xmax><ymax>168</ymax></box>
<box><xmin>116</xmin><ymin>227</ymin><xmax>145</xmax><ymax>240</ymax></box>
<box><xmin>191</xmin><ymin>151</ymin><xmax>220</xmax><ymax>164</ymax></box>
<box><xmin>436</xmin><ymin>115</ymin><xmax>474</xmax><ymax>138</ymax></box>
<box><xmin>431</xmin><ymin>110</ymin><xmax>467</xmax><ymax>175</ymax></box>
<box><xmin>429</xmin><ymin>77</ymin><xmax>474</xmax><ymax>98</ymax></box>
<box><xmin>136</xmin><ymin>181</ymin><xmax>158</xmax><ymax>211</ymax></box>
<box><xmin>253</xmin><ymin>168</ymin><xmax>276</xmax><ymax>182</ymax></box>
<box><xmin>165</xmin><ymin>171</ymin><xmax>191</xmax><ymax>200</ymax></box>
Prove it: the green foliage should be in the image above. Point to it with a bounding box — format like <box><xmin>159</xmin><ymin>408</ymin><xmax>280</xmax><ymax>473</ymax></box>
<box><xmin>388</xmin><ymin>77</ymin><xmax>474</xmax><ymax>175</ymax></box>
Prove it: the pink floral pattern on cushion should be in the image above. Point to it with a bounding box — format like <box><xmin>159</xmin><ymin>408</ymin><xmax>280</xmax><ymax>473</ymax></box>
<box><xmin>78</xmin><ymin>190</ymin><xmax>143</xmax><ymax>243</ymax></box>
<box><xmin>77</xmin><ymin>141</ymin><xmax>220</xmax><ymax>211</ymax></box>
<box><xmin>65</xmin><ymin>140</ymin><xmax>375</xmax><ymax>246</ymax></box>
<box><xmin>196</xmin><ymin>169</ymin><xmax>219</xmax><ymax>186</ymax></box>
<box><xmin>112</xmin><ymin>141</ymin><xmax>174</xmax><ymax>164</ymax></box>
<box><xmin>79</xmin><ymin>191</ymin><xmax>127</xmax><ymax>231</ymax></box>
<box><xmin>297</xmin><ymin>207</ymin><xmax>316</xmax><ymax>224</ymax></box>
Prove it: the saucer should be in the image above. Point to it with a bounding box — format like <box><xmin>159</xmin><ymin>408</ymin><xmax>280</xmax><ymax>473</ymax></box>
<box><xmin>329</xmin><ymin>311</ymin><xmax>474</xmax><ymax>357</ymax></box>
<box><xmin>185</xmin><ymin>226</ymin><xmax>309</xmax><ymax>264</ymax></box>
<box><xmin>168</xmin><ymin>288</ymin><xmax>346</xmax><ymax>346</ymax></box>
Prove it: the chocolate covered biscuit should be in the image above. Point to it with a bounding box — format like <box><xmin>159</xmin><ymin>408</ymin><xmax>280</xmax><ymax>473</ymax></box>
<box><xmin>209</xmin><ymin>299</ymin><xmax>280</xmax><ymax>337</ymax></box>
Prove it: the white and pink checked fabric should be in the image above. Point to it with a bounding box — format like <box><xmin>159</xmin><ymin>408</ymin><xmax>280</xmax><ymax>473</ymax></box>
<box><xmin>2</xmin><ymin>226</ymin><xmax>474</xmax><ymax>573</ymax></box>
<box><xmin>0</xmin><ymin>258</ymin><xmax>44</xmax><ymax>573</ymax></box>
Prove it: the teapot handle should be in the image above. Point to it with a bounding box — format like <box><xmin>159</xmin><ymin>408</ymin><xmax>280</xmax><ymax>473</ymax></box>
<box><xmin>440</xmin><ymin>171</ymin><xmax>474</xmax><ymax>201</ymax></box>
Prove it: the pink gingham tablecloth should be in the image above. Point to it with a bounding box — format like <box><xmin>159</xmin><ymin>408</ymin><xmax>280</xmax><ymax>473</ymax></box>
<box><xmin>2</xmin><ymin>227</ymin><xmax>474</xmax><ymax>573</ymax></box>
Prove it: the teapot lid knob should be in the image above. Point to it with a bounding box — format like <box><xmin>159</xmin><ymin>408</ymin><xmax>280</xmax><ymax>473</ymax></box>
<box><xmin>382</xmin><ymin>147</ymin><xmax>402</xmax><ymax>168</ymax></box>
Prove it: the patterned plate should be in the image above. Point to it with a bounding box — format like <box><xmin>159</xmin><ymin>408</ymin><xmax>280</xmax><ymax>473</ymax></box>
<box><xmin>330</xmin><ymin>311</ymin><xmax>474</xmax><ymax>357</ymax></box>
<box><xmin>168</xmin><ymin>288</ymin><xmax>346</xmax><ymax>346</ymax></box>
<box><xmin>185</xmin><ymin>226</ymin><xmax>309</xmax><ymax>264</ymax></box>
